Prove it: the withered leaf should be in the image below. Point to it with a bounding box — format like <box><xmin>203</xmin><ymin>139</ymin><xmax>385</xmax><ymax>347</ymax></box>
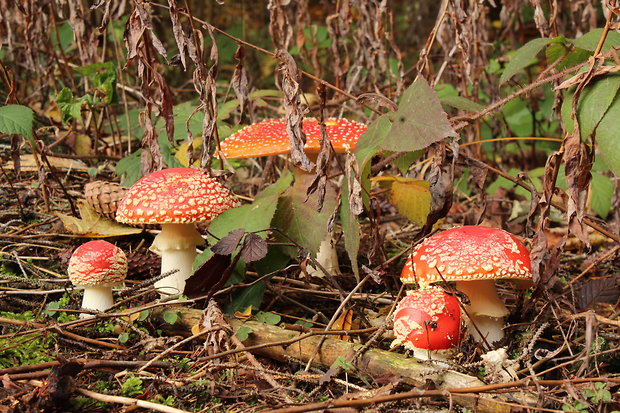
<box><xmin>212</xmin><ymin>228</ymin><xmax>246</xmax><ymax>255</ymax></box>
<box><xmin>240</xmin><ymin>233</ymin><xmax>268</xmax><ymax>263</ymax></box>
<box><xmin>184</xmin><ymin>253</ymin><xmax>233</xmax><ymax>299</ymax></box>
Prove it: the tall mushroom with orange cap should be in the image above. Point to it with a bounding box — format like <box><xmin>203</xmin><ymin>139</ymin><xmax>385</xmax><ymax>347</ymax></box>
<box><xmin>116</xmin><ymin>168</ymin><xmax>240</xmax><ymax>296</ymax></box>
<box><xmin>219</xmin><ymin>117</ymin><xmax>366</xmax><ymax>276</ymax></box>
<box><xmin>400</xmin><ymin>226</ymin><xmax>532</xmax><ymax>345</ymax></box>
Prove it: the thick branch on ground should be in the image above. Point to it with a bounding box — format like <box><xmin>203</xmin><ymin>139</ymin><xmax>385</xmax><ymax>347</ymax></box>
<box><xmin>152</xmin><ymin>307</ymin><xmax>536</xmax><ymax>413</ymax></box>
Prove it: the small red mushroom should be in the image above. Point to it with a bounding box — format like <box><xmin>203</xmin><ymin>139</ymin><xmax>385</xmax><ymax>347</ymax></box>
<box><xmin>68</xmin><ymin>240</ymin><xmax>127</xmax><ymax>314</ymax></box>
<box><xmin>400</xmin><ymin>226</ymin><xmax>532</xmax><ymax>344</ymax></box>
<box><xmin>392</xmin><ymin>287</ymin><xmax>462</xmax><ymax>363</ymax></box>
<box><xmin>116</xmin><ymin>168</ymin><xmax>240</xmax><ymax>296</ymax></box>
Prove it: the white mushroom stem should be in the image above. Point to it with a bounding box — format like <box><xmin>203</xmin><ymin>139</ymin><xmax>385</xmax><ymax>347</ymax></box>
<box><xmin>455</xmin><ymin>280</ymin><xmax>510</xmax><ymax>345</ymax></box>
<box><xmin>152</xmin><ymin>223</ymin><xmax>205</xmax><ymax>297</ymax></box>
<box><xmin>81</xmin><ymin>285</ymin><xmax>115</xmax><ymax>313</ymax></box>
<box><xmin>307</xmin><ymin>236</ymin><xmax>341</xmax><ymax>277</ymax></box>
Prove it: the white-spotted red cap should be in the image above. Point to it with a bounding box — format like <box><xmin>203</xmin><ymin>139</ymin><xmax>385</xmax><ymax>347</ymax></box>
<box><xmin>68</xmin><ymin>240</ymin><xmax>127</xmax><ymax>287</ymax></box>
<box><xmin>116</xmin><ymin>168</ymin><xmax>241</xmax><ymax>224</ymax></box>
<box><xmin>218</xmin><ymin>117</ymin><xmax>367</xmax><ymax>158</ymax></box>
<box><xmin>401</xmin><ymin>226</ymin><xmax>532</xmax><ymax>285</ymax></box>
<box><xmin>393</xmin><ymin>287</ymin><xmax>461</xmax><ymax>351</ymax></box>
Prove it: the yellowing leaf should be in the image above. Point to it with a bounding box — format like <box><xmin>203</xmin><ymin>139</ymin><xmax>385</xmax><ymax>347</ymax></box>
<box><xmin>56</xmin><ymin>201</ymin><xmax>142</xmax><ymax>237</ymax></box>
<box><xmin>331</xmin><ymin>309</ymin><xmax>354</xmax><ymax>342</ymax></box>
<box><xmin>174</xmin><ymin>139</ymin><xmax>203</xmax><ymax>167</ymax></box>
<box><xmin>234</xmin><ymin>305</ymin><xmax>253</xmax><ymax>320</ymax></box>
<box><xmin>191</xmin><ymin>323</ymin><xmax>202</xmax><ymax>335</ymax></box>
<box><xmin>389</xmin><ymin>178</ymin><xmax>431</xmax><ymax>226</ymax></box>
<box><xmin>73</xmin><ymin>133</ymin><xmax>93</xmax><ymax>156</ymax></box>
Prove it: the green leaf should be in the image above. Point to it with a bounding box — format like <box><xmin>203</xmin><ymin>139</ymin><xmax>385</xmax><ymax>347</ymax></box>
<box><xmin>120</xmin><ymin>375</ymin><xmax>144</xmax><ymax>397</ymax></box>
<box><xmin>235</xmin><ymin>326</ymin><xmax>253</xmax><ymax>341</ymax></box>
<box><xmin>340</xmin><ymin>176</ymin><xmax>360</xmax><ymax>278</ymax></box>
<box><xmin>163</xmin><ymin>311</ymin><xmax>178</xmax><ymax>325</ymax></box>
<box><xmin>382</xmin><ymin>77</ymin><xmax>458</xmax><ymax>152</ymax></box>
<box><xmin>572</xmin><ymin>28</ymin><xmax>620</xmax><ymax>52</ymax></box>
<box><xmin>139</xmin><ymin>310</ymin><xmax>149</xmax><ymax>322</ymax></box>
<box><xmin>118</xmin><ymin>332</ymin><xmax>130</xmax><ymax>344</ymax></box>
<box><xmin>255</xmin><ymin>311</ymin><xmax>281</xmax><ymax>325</ymax></box>
<box><xmin>331</xmin><ymin>355</ymin><xmax>354</xmax><ymax>371</ymax></box>
<box><xmin>392</xmin><ymin>150</ymin><xmax>423</xmax><ymax>175</ymax></box>
<box><xmin>439</xmin><ymin>95</ymin><xmax>485</xmax><ymax>112</ymax></box>
<box><xmin>580</xmin><ymin>79</ymin><xmax>620</xmax><ymax>177</ymax></box>
<box><xmin>0</xmin><ymin>104</ymin><xmax>34</xmax><ymax>142</ymax></box>
<box><xmin>500</xmin><ymin>37</ymin><xmax>552</xmax><ymax>84</ymax></box>
<box><xmin>590</xmin><ymin>171</ymin><xmax>614</xmax><ymax>219</ymax></box>
<box><xmin>355</xmin><ymin>115</ymin><xmax>393</xmax><ymax>208</ymax></box>
<box><xmin>271</xmin><ymin>173</ymin><xmax>338</xmax><ymax>257</ymax></box>
<box><xmin>51</xmin><ymin>22</ymin><xmax>74</xmax><ymax>53</ymax></box>
<box><xmin>115</xmin><ymin>149</ymin><xmax>142</xmax><ymax>187</ymax></box>
<box><xmin>224</xmin><ymin>282</ymin><xmax>266</xmax><ymax>314</ymax></box>
<box><xmin>503</xmin><ymin>97</ymin><xmax>533</xmax><ymax>137</ymax></box>
<box><xmin>389</xmin><ymin>178</ymin><xmax>431</xmax><ymax>226</ymax></box>
<box><xmin>562</xmin><ymin>75</ymin><xmax>620</xmax><ymax>137</ymax></box>
<box><xmin>55</xmin><ymin>88</ymin><xmax>92</xmax><ymax>124</ymax></box>
<box><xmin>74</xmin><ymin>62</ymin><xmax>118</xmax><ymax>105</ymax></box>
<box><xmin>208</xmin><ymin>172</ymin><xmax>293</xmax><ymax>244</ymax></box>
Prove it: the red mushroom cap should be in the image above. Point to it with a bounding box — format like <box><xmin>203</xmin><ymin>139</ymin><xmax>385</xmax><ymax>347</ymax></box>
<box><xmin>218</xmin><ymin>117</ymin><xmax>367</xmax><ymax>159</ymax></box>
<box><xmin>400</xmin><ymin>226</ymin><xmax>532</xmax><ymax>286</ymax></box>
<box><xmin>116</xmin><ymin>168</ymin><xmax>240</xmax><ymax>224</ymax></box>
<box><xmin>68</xmin><ymin>240</ymin><xmax>127</xmax><ymax>287</ymax></box>
<box><xmin>393</xmin><ymin>287</ymin><xmax>462</xmax><ymax>351</ymax></box>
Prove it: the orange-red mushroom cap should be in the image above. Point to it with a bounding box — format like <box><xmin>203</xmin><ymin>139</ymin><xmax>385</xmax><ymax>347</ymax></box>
<box><xmin>401</xmin><ymin>226</ymin><xmax>532</xmax><ymax>286</ymax></box>
<box><xmin>218</xmin><ymin>117</ymin><xmax>367</xmax><ymax>159</ymax></box>
<box><xmin>116</xmin><ymin>168</ymin><xmax>240</xmax><ymax>225</ymax></box>
<box><xmin>68</xmin><ymin>240</ymin><xmax>127</xmax><ymax>287</ymax></box>
<box><xmin>393</xmin><ymin>287</ymin><xmax>462</xmax><ymax>351</ymax></box>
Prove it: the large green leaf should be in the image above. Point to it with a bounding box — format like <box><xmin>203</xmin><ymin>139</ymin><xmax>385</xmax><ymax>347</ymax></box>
<box><xmin>207</xmin><ymin>171</ymin><xmax>293</xmax><ymax>243</ymax></box>
<box><xmin>595</xmin><ymin>95</ymin><xmax>620</xmax><ymax>177</ymax></box>
<box><xmin>354</xmin><ymin>115</ymin><xmax>392</xmax><ymax>208</ymax></box>
<box><xmin>500</xmin><ymin>37</ymin><xmax>552</xmax><ymax>84</ymax></box>
<box><xmin>561</xmin><ymin>74</ymin><xmax>620</xmax><ymax>137</ymax></box>
<box><xmin>0</xmin><ymin>105</ymin><xmax>34</xmax><ymax>142</ymax></box>
<box><xmin>572</xmin><ymin>28</ymin><xmax>620</xmax><ymax>52</ymax></box>
<box><xmin>272</xmin><ymin>173</ymin><xmax>338</xmax><ymax>257</ymax></box>
<box><xmin>381</xmin><ymin>77</ymin><xmax>457</xmax><ymax>152</ymax></box>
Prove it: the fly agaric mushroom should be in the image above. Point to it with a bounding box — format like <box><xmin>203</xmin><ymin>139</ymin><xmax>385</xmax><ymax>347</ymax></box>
<box><xmin>68</xmin><ymin>240</ymin><xmax>127</xmax><ymax>314</ymax></box>
<box><xmin>218</xmin><ymin>117</ymin><xmax>366</xmax><ymax>159</ymax></box>
<box><xmin>116</xmin><ymin>168</ymin><xmax>240</xmax><ymax>296</ymax></box>
<box><xmin>392</xmin><ymin>287</ymin><xmax>462</xmax><ymax>363</ymax></box>
<box><xmin>219</xmin><ymin>117</ymin><xmax>366</xmax><ymax>276</ymax></box>
<box><xmin>400</xmin><ymin>226</ymin><xmax>532</xmax><ymax>345</ymax></box>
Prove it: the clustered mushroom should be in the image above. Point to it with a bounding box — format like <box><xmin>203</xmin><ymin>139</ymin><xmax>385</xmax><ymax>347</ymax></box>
<box><xmin>392</xmin><ymin>287</ymin><xmax>462</xmax><ymax>364</ymax></box>
<box><xmin>219</xmin><ymin>117</ymin><xmax>367</xmax><ymax>277</ymax></box>
<box><xmin>68</xmin><ymin>240</ymin><xmax>127</xmax><ymax>314</ymax></box>
<box><xmin>400</xmin><ymin>226</ymin><xmax>532</xmax><ymax>345</ymax></box>
<box><xmin>116</xmin><ymin>168</ymin><xmax>240</xmax><ymax>296</ymax></box>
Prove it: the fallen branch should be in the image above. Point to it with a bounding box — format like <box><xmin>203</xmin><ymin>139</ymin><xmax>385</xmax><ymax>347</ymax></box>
<box><xmin>152</xmin><ymin>307</ymin><xmax>536</xmax><ymax>413</ymax></box>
